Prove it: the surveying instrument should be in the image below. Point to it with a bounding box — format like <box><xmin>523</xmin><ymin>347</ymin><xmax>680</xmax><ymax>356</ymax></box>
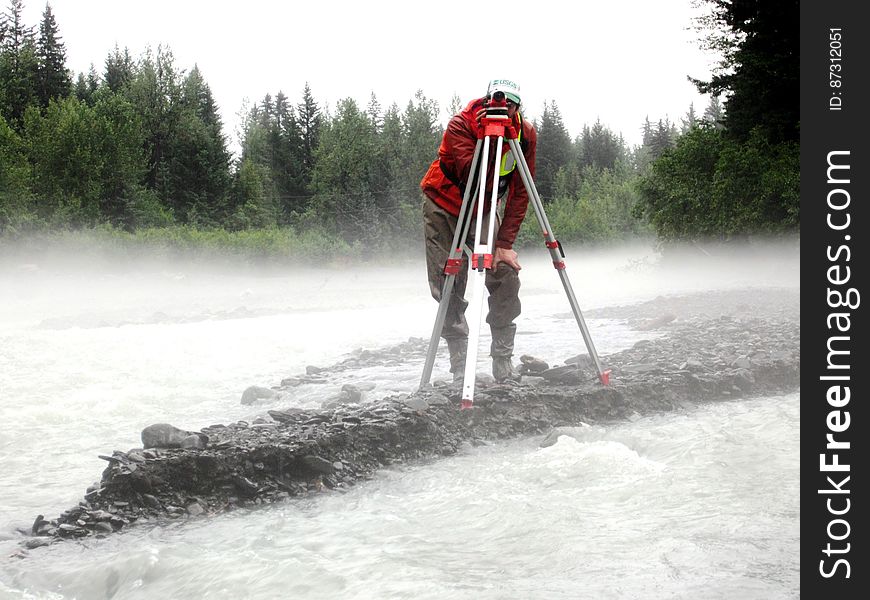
<box><xmin>419</xmin><ymin>90</ymin><xmax>611</xmax><ymax>409</ymax></box>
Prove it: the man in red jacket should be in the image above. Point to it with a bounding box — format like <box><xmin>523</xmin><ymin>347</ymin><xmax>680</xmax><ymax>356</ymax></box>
<box><xmin>420</xmin><ymin>79</ymin><xmax>537</xmax><ymax>383</ymax></box>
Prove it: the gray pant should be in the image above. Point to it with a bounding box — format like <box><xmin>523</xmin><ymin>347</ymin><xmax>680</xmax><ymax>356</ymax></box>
<box><xmin>423</xmin><ymin>197</ymin><xmax>521</xmax><ymax>357</ymax></box>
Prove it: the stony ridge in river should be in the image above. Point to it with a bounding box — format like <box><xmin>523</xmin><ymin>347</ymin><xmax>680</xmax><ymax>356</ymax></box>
<box><xmin>23</xmin><ymin>287</ymin><xmax>799</xmax><ymax>548</ymax></box>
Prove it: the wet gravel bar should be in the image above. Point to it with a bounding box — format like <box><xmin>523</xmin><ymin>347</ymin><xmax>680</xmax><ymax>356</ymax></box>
<box><xmin>26</xmin><ymin>288</ymin><xmax>799</xmax><ymax>546</ymax></box>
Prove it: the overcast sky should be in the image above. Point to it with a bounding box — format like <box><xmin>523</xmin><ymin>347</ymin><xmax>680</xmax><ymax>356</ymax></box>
<box><xmin>25</xmin><ymin>0</ymin><xmax>719</xmax><ymax>153</ymax></box>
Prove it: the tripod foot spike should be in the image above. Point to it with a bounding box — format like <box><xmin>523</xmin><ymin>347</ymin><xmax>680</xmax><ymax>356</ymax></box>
<box><xmin>460</xmin><ymin>399</ymin><xmax>473</xmax><ymax>410</ymax></box>
<box><xmin>599</xmin><ymin>370</ymin><xmax>612</xmax><ymax>386</ymax></box>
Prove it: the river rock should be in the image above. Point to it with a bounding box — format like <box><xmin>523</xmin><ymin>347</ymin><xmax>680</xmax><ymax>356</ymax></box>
<box><xmin>240</xmin><ymin>385</ymin><xmax>279</xmax><ymax>405</ymax></box>
<box><xmin>141</xmin><ymin>423</ymin><xmax>208</xmax><ymax>449</ymax></box>
<box><xmin>519</xmin><ymin>355</ymin><xmax>549</xmax><ymax>374</ymax></box>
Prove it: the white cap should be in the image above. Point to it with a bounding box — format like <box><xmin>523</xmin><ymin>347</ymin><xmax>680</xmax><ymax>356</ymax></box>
<box><xmin>486</xmin><ymin>79</ymin><xmax>521</xmax><ymax>105</ymax></box>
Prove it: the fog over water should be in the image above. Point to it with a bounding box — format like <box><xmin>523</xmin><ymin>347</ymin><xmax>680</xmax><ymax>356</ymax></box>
<box><xmin>0</xmin><ymin>238</ymin><xmax>799</xmax><ymax>599</ymax></box>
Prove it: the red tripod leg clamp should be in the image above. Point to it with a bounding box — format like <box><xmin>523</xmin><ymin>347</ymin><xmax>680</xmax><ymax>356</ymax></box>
<box><xmin>444</xmin><ymin>257</ymin><xmax>462</xmax><ymax>275</ymax></box>
<box><xmin>472</xmin><ymin>253</ymin><xmax>493</xmax><ymax>270</ymax></box>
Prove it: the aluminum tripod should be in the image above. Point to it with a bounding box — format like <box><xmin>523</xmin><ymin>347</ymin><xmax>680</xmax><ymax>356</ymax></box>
<box><xmin>420</xmin><ymin>96</ymin><xmax>610</xmax><ymax>409</ymax></box>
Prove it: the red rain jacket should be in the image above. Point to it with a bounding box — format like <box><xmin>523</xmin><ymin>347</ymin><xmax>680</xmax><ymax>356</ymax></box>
<box><xmin>421</xmin><ymin>97</ymin><xmax>537</xmax><ymax>250</ymax></box>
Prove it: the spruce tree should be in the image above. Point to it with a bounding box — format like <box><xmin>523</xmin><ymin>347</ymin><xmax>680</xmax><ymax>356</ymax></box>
<box><xmin>691</xmin><ymin>0</ymin><xmax>798</xmax><ymax>143</ymax></box>
<box><xmin>534</xmin><ymin>100</ymin><xmax>571</xmax><ymax>201</ymax></box>
<box><xmin>296</xmin><ymin>82</ymin><xmax>321</xmax><ymax>188</ymax></box>
<box><xmin>0</xmin><ymin>0</ymin><xmax>38</xmax><ymax>125</ymax></box>
<box><xmin>271</xmin><ymin>90</ymin><xmax>305</xmax><ymax>219</ymax></box>
<box><xmin>702</xmin><ymin>96</ymin><xmax>724</xmax><ymax>129</ymax></box>
<box><xmin>401</xmin><ymin>90</ymin><xmax>440</xmax><ymax>193</ymax></box>
<box><xmin>104</xmin><ymin>44</ymin><xmax>134</xmax><ymax>92</ymax></box>
<box><xmin>680</xmin><ymin>103</ymin><xmax>698</xmax><ymax>134</ymax></box>
<box><xmin>35</xmin><ymin>2</ymin><xmax>69</xmax><ymax>107</ymax></box>
<box><xmin>377</xmin><ymin>102</ymin><xmax>405</xmax><ymax>235</ymax></box>
<box><xmin>579</xmin><ymin>120</ymin><xmax>624</xmax><ymax>172</ymax></box>
<box><xmin>72</xmin><ymin>63</ymin><xmax>98</xmax><ymax>105</ymax></box>
<box><xmin>127</xmin><ymin>46</ymin><xmax>183</xmax><ymax>213</ymax></box>
<box><xmin>366</xmin><ymin>91</ymin><xmax>382</xmax><ymax>133</ymax></box>
<box><xmin>164</xmin><ymin>64</ymin><xmax>231</xmax><ymax>224</ymax></box>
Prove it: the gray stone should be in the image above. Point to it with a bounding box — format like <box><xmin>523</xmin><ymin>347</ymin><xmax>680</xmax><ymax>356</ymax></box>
<box><xmin>240</xmin><ymin>385</ymin><xmax>279</xmax><ymax>405</ymax></box>
<box><xmin>402</xmin><ymin>396</ymin><xmax>429</xmax><ymax>412</ymax></box>
<box><xmin>341</xmin><ymin>384</ymin><xmax>364</xmax><ymax>403</ymax></box>
<box><xmin>142</xmin><ymin>494</ymin><xmax>161</xmax><ymax>509</ymax></box>
<box><xmin>142</xmin><ymin>423</ymin><xmax>209</xmax><ymax>449</ymax></box>
<box><xmin>427</xmin><ymin>393</ymin><xmax>449</xmax><ymax>405</ymax></box>
<box><xmin>519</xmin><ymin>355</ymin><xmax>549</xmax><ymax>373</ymax></box>
<box><xmin>181</xmin><ymin>434</ymin><xmax>207</xmax><ymax>449</ymax></box>
<box><xmin>540</xmin><ymin>364</ymin><xmax>583</xmax><ymax>384</ymax></box>
<box><xmin>302</xmin><ymin>455</ymin><xmax>335</xmax><ymax>474</ymax></box>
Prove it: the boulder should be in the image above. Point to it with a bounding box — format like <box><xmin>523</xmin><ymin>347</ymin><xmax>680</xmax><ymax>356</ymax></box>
<box><xmin>141</xmin><ymin>423</ymin><xmax>208</xmax><ymax>449</ymax></box>
<box><xmin>240</xmin><ymin>385</ymin><xmax>279</xmax><ymax>405</ymax></box>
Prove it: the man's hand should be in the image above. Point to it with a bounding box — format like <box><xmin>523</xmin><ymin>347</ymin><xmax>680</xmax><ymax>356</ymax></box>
<box><xmin>494</xmin><ymin>246</ymin><xmax>521</xmax><ymax>271</ymax></box>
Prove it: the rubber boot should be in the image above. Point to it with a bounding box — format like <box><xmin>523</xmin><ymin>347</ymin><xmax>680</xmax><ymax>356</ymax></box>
<box><xmin>490</xmin><ymin>325</ymin><xmax>519</xmax><ymax>383</ymax></box>
<box><xmin>447</xmin><ymin>337</ymin><xmax>468</xmax><ymax>384</ymax></box>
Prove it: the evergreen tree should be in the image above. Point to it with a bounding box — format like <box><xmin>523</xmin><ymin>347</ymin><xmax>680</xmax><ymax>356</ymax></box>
<box><xmin>0</xmin><ymin>113</ymin><xmax>33</xmax><ymax>230</ymax></box>
<box><xmin>643</xmin><ymin>118</ymin><xmax>677</xmax><ymax>161</ymax></box>
<box><xmin>394</xmin><ymin>90</ymin><xmax>440</xmax><ymax>235</ymax></box>
<box><xmin>90</xmin><ymin>92</ymin><xmax>158</xmax><ymax>228</ymax></box>
<box><xmin>23</xmin><ymin>94</ymin><xmax>152</xmax><ymax>227</ymax></box>
<box><xmin>0</xmin><ymin>0</ymin><xmax>38</xmax><ymax>126</ymax></box>
<box><xmin>702</xmin><ymin>96</ymin><xmax>724</xmax><ymax>129</ymax></box>
<box><xmin>72</xmin><ymin>63</ymin><xmax>98</xmax><ymax>105</ymax></box>
<box><xmin>366</xmin><ymin>91</ymin><xmax>382</xmax><ymax>133</ymax></box>
<box><xmin>636</xmin><ymin>124</ymin><xmax>797</xmax><ymax>239</ymax></box>
<box><xmin>691</xmin><ymin>0</ymin><xmax>798</xmax><ymax>143</ymax></box>
<box><xmin>310</xmin><ymin>97</ymin><xmax>380</xmax><ymax>245</ymax></box>
<box><xmin>234</xmin><ymin>103</ymin><xmax>275</xmax><ymax>228</ymax></box>
<box><xmin>228</xmin><ymin>157</ymin><xmax>275</xmax><ymax>229</ymax></box>
<box><xmin>635</xmin><ymin>1</ymin><xmax>799</xmax><ymax>240</ymax></box>
<box><xmin>578</xmin><ymin>119</ymin><xmax>624</xmax><ymax>171</ymax></box>
<box><xmin>104</xmin><ymin>44</ymin><xmax>135</xmax><ymax>93</ymax></box>
<box><xmin>375</xmin><ymin>102</ymin><xmax>404</xmax><ymax>229</ymax></box>
<box><xmin>35</xmin><ymin>2</ymin><xmax>69</xmax><ymax>107</ymax></box>
<box><xmin>534</xmin><ymin>100</ymin><xmax>572</xmax><ymax>201</ymax></box>
<box><xmin>126</xmin><ymin>45</ymin><xmax>184</xmax><ymax>214</ymax></box>
<box><xmin>296</xmin><ymin>82</ymin><xmax>321</xmax><ymax>188</ymax></box>
<box><xmin>635</xmin><ymin>116</ymin><xmax>677</xmax><ymax>172</ymax></box>
<box><xmin>166</xmin><ymin>64</ymin><xmax>231</xmax><ymax>224</ymax></box>
<box><xmin>680</xmin><ymin>102</ymin><xmax>698</xmax><ymax>134</ymax></box>
<box><xmin>270</xmin><ymin>90</ymin><xmax>305</xmax><ymax>219</ymax></box>
<box><xmin>400</xmin><ymin>90</ymin><xmax>440</xmax><ymax>193</ymax></box>
<box><xmin>237</xmin><ymin>90</ymin><xmax>307</xmax><ymax>223</ymax></box>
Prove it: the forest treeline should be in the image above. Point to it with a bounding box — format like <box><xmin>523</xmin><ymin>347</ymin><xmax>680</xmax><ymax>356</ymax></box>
<box><xmin>1</xmin><ymin>0</ymin><xmax>798</xmax><ymax>257</ymax></box>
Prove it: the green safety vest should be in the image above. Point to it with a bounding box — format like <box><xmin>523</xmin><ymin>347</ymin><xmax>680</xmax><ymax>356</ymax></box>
<box><xmin>499</xmin><ymin>113</ymin><xmax>523</xmax><ymax>176</ymax></box>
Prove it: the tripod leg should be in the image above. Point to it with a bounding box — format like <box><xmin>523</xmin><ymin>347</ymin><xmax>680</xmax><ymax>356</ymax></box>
<box><xmin>460</xmin><ymin>134</ymin><xmax>505</xmax><ymax>408</ymax></box>
<box><xmin>419</xmin><ymin>139</ymin><xmax>484</xmax><ymax>388</ymax></box>
<box><xmin>507</xmin><ymin>138</ymin><xmax>611</xmax><ymax>385</ymax></box>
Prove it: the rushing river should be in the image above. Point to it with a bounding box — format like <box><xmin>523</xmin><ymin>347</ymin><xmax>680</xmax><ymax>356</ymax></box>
<box><xmin>0</xmin><ymin>240</ymin><xmax>799</xmax><ymax>599</ymax></box>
